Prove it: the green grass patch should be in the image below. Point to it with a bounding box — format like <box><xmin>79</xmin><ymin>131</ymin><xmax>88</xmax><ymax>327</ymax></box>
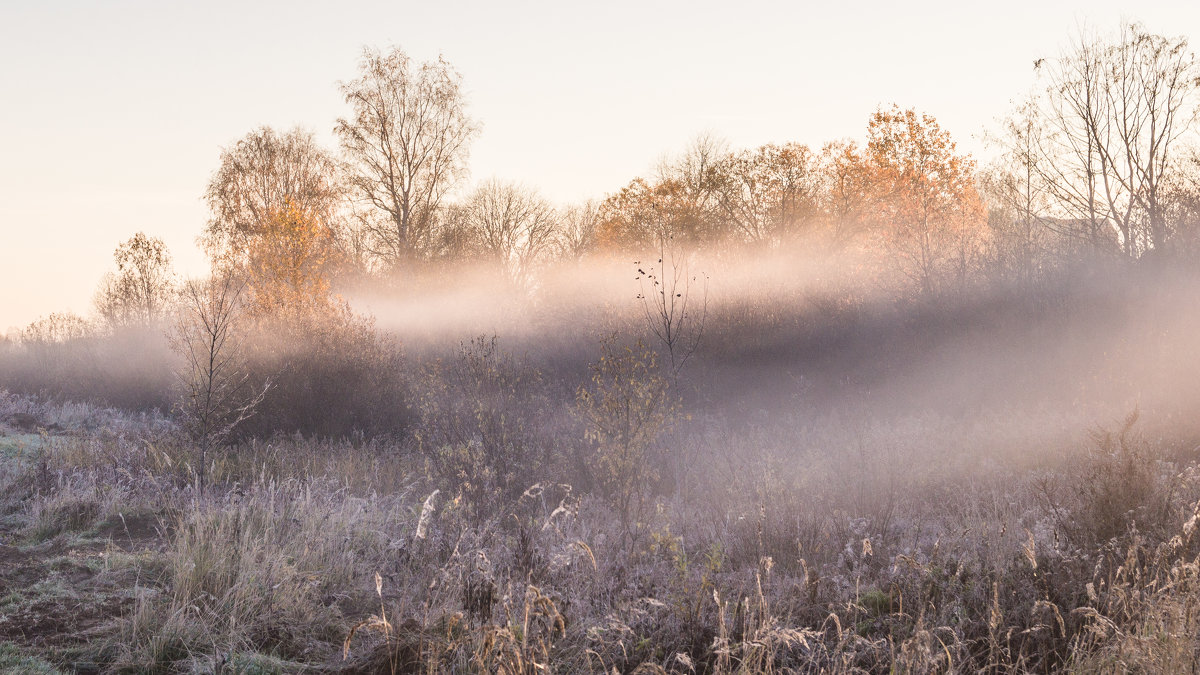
<box><xmin>0</xmin><ymin>641</ymin><xmax>63</xmax><ymax>674</ymax></box>
<box><xmin>0</xmin><ymin>432</ymin><xmax>45</xmax><ymax>461</ymax></box>
<box><xmin>226</xmin><ymin>651</ymin><xmax>313</xmax><ymax>674</ymax></box>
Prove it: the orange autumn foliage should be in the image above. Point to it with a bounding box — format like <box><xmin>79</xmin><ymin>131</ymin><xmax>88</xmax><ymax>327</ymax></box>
<box><xmin>240</xmin><ymin>199</ymin><xmax>342</xmax><ymax>320</ymax></box>
<box><xmin>596</xmin><ymin>177</ymin><xmax>713</xmax><ymax>251</ymax></box>
<box><xmin>866</xmin><ymin>106</ymin><xmax>988</xmax><ymax>294</ymax></box>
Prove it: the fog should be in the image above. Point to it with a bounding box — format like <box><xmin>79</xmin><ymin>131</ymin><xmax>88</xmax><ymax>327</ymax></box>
<box><xmin>327</xmin><ymin>242</ymin><xmax>1200</xmax><ymax>493</ymax></box>
<box><xmin>8</xmin><ymin>214</ymin><xmax>1200</xmax><ymax>674</ymax></box>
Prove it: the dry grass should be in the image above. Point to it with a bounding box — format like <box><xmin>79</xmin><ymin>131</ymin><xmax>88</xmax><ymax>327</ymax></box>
<box><xmin>3</xmin><ymin>292</ymin><xmax>1200</xmax><ymax>672</ymax></box>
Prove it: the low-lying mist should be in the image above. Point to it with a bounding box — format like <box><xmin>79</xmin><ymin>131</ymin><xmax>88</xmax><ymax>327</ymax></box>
<box><xmin>9</xmin><ymin>237</ymin><xmax>1199</xmax><ymax>476</ymax></box>
<box><xmin>344</xmin><ymin>242</ymin><xmax>1200</xmax><ymax>478</ymax></box>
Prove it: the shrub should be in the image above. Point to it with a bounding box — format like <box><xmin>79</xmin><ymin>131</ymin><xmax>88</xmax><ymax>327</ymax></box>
<box><xmin>239</xmin><ymin>303</ymin><xmax>408</xmax><ymax>438</ymax></box>
<box><xmin>413</xmin><ymin>336</ymin><xmax>559</xmax><ymax>510</ymax></box>
<box><xmin>575</xmin><ymin>336</ymin><xmax>678</xmax><ymax>541</ymax></box>
<box><xmin>1041</xmin><ymin>410</ymin><xmax>1179</xmax><ymax>548</ymax></box>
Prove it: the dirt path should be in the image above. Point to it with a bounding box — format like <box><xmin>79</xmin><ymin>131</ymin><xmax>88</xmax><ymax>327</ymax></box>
<box><xmin>0</xmin><ymin>427</ymin><xmax>167</xmax><ymax>673</ymax></box>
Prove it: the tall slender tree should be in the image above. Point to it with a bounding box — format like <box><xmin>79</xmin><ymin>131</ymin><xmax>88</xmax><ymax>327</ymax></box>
<box><xmin>1036</xmin><ymin>23</ymin><xmax>1199</xmax><ymax>256</ymax></box>
<box><xmin>336</xmin><ymin>46</ymin><xmax>478</xmax><ymax>268</ymax></box>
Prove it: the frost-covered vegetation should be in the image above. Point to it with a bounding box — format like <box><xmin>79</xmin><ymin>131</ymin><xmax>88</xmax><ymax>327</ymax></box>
<box><xmin>4</xmin><ymin>19</ymin><xmax>1200</xmax><ymax>674</ymax></box>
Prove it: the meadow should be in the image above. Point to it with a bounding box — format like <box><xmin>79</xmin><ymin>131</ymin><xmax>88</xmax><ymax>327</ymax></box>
<box><xmin>4</xmin><ymin>20</ymin><xmax>1200</xmax><ymax>672</ymax></box>
<box><xmin>3</xmin><ymin>248</ymin><xmax>1200</xmax><ymax>673</ymax></box>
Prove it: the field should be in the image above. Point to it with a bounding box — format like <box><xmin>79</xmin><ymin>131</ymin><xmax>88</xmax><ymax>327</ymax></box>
<box><xmin>3</xmin><ymin>252</ymin><xmax>1200</xmax><ymax>674</ymax></box>
<box><xmin>7</xmin><ymin>6</ymin><xmax>1200</xmax><ymax>673</ymax></box>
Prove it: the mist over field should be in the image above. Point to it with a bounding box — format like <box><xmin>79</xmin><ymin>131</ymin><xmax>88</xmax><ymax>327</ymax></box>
<box><xmin>6</xmin><ymin>15</ymin><xmax>1200</xmax><ymax>674</ymax></box>
<box><xmin>355</xmin><ymin>245</ymin><xmax>1200</xmax><ymax>446</ymax></box>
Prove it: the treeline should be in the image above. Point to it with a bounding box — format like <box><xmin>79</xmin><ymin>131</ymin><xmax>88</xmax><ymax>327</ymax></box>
<box><xmin>184</xmin><ymin>21</ymin><xmax>1200</xmax><ymax>300</ymax></box>
<box><xmin>2</xmin><ymin>21</ymin><xmax>1199</xmax><ymax>432</ymax></box>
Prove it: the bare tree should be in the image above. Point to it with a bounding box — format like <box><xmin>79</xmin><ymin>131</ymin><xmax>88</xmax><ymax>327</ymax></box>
<box><xmin>94</xmin><ymin>232</ymin><xmax>176</xmax><ymax>330</ymax></box>
<box><xmin>172</xmin><ymin>274</ymin><xmax>268</xmax><ymax>494</ymax></box>
<box><xmin>463</xmin><ymin>180</ymin><xmax>559</xmax><ymax>284</ymax></box>
<box><xmin>204</xmin><ymin>127</ymin><xmax>346</xmax><ymax>266</ymax></box>
<box><xmin>1037</xmin><ymin>23</ymin><xmax>1199</xmax><ymax>256</ymax></box>
<box><xmin>336</xmin><ymin>46</ymin><xmax>479</xmax><ymax>267</ymax></box>
<box><xmin>656</xmin><ymin>133</ymin><xmax>728</xmax><ymax>202</ymax></box>
<box><xmin>21</xmin><ymin>313</ymin><xmax>92</xmax><ymax>346</ymax></box>
<box><xmin>634</xmin><ymin>235</ymin><xmax>708</xmax><ymax>376</ymax></box>
<box><xmin>556</xmin><ymin>200</ymin><xmax>600</xmax><ymax>260</ymax></box>
<box><xmin>1036</xmin><ymin>32</ymin><xmax>1114</xmax><ymax>252</ymax></box>
<box><xmin>653</xmin><ymin>133</ymin><xmax>728</xmax><ymax>243</ymax></box>
<box><xmin>982</xmin><ymin>98</ymin><xmax>1057</xmax><ymax>281</ymax></box>
<box><xmin>1163</xmin><ymin>146</ymin><xmax>1200</xmax><ymax>249</ymax></box>
<box><xmin>17</xmin><ymin>313</ymin><xmax>94</xmax><ymax>383</ymax></box>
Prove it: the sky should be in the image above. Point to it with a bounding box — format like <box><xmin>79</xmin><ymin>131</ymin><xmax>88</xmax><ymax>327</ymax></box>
<box><xmin>1</xmin><ymin>0</ymin><xmax>1199</xmax><ymax>331</ymax></box>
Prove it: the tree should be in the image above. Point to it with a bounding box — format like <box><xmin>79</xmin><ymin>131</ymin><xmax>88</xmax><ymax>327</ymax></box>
<box><xmin>241</xmin><ymin>199</ymin><xmax>341</xmax><ymax>320</ymax></box>
<box><xmin>596</xmin><ymin>177</ymin><xmax>709</xmax><ymax>250</ymax></box>
<box><xmin>203</xmin><ymin>127</ymin><xmax>345</xmax><ymax>267</ymax></box>
<box><xmin>596</xmin><ymin>178</ymin><xmax>665</xmax><ymax>249</ymax></box>
<box><xmin>94</xmin><ymin>233</ymin><xmax>176</xmax><ymax>330</ymax></box>
<box><xmin>818</xmin><ymin>140</ymin><xmax>876</xmax><ymax>249</ymax></box>
<box><xmin>18</xmin><ymin>313</ymin><xmax>95</xmax><ymax>392</ymax></box>
<box><xmin>172</xmin><ymin>274</ymin><xmax>268</xmax><ymax>493</ymax></box>
<box><xmin>421</xmin><ymin>202</ymin><xmax>477</xmax><ymax>262</ymax></box>
<box><xmin>1035</xmin><ymin>31</ymin><xmax>1116</xmax><ymax>253</ymax></box>
<box><xmin>463</xmin><ymin>180</ymin><xmax>559</xmax><ymax>284</ymax></box>
<box><xmin>981</xmin><ymin>98</ymin><xmax>1057</xmax><ymax>282</ymax></box>
<box><xmin>867</xmin><ymin>106</ymin><xmax>987</xmax><ymax>295</ymax></box>
<box><xmin>715</xmin><ymin>142</ymin><xmax>822</xmax><ymax>244</ymax></box>
<box><xmin>21</xmin><ymin>312</ymin><xmax>92</xmax><ymax>346</ymax></box>
<box><xmin>556</xmin><ymin>200</ymin><xmax>600</xmax><ymax>260</ymax></box>
<box><xmin>635</xmin><ymin>235</ymin><xmax>708</xmax><ymax>376</ymax></box>
<box><xmin>596</xmin><ymin>135</ymin><xmax>728</xmax><ymax>251</ymax></box>
<box><xmin>336</xmin><ymin>46</ymin><xmax>479</xmax><ymax>267</ymax></box>
<box><xmin>1036</xmin><ymin>23</ymin><xmax>1200</xmax><ymax>256</ymax></box>
<box><xmin>654</xmin><ymin>133</ymin><xmax>728</xmax><ymax>243</ymax></box>
<box><xmin>1163</xmin><ymin>147</ymin><xmax>1200</xmax><ymax>250</ymax></box>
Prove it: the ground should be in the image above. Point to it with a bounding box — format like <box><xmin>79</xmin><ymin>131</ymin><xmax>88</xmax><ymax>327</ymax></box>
<box><xmin>0</xmin><ymin>426</ymin><xmax>154</xmax><ymax>673</ymax></box>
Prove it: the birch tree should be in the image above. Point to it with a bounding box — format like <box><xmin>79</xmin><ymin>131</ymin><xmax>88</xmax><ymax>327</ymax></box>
<box><xmin>336</xmin><ymin>46</ymin><xmax>478</xmax><ymax>267</ymax></box>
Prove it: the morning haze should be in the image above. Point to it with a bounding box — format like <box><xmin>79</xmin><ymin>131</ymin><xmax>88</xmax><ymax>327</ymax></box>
<box><xmin>3</xmin><ymin>2</ymin><xmax>1200</xmax><ymax>671</ymax></box>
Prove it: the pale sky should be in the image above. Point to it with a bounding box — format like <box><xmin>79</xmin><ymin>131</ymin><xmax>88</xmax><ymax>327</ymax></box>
<box><xmin>2</xmin><ymin>1</ymin><xmax>1198</xmax><ymax>331</ymax></box>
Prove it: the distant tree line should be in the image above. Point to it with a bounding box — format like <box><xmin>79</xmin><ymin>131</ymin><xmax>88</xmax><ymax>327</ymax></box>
<box><xmin>176</xmin><ymin>22</ymin><xmax>1199</xmax><ymax>313</ymax></box>
<box><xmin>2</xmin><ymin>21</ymin><xmax>1198</xmax><ymax>427</ymax></box>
